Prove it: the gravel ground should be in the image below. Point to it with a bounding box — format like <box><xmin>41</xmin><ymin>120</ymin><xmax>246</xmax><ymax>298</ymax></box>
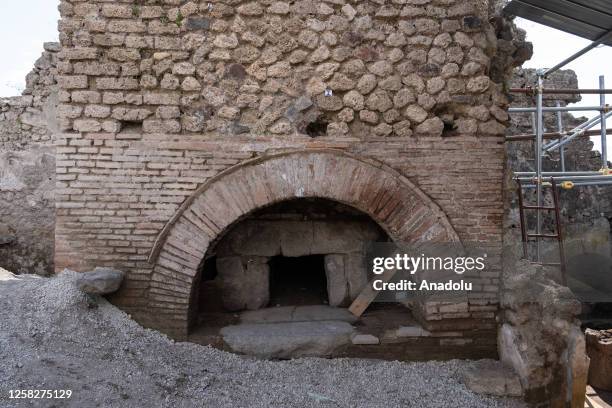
<box><xmin>0</xmin><ymin>269</ymin><xmax>526</xmax><ymax>408</ymax></box>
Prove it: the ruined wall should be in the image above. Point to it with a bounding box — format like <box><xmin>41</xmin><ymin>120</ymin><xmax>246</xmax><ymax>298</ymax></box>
<box><xmin>54</xmin><ymin>0</ymin><xmax>525</xmax><ymax>335</ymax></box>
<box><xmin>0</xmin><ymin>43</ymin><xmax>59</xmax><ymax>275</ymax></box>
<box><xmin>500</xmin><ymin>68</ymin><xmax>611</xmax><ymax>407</ymax></box>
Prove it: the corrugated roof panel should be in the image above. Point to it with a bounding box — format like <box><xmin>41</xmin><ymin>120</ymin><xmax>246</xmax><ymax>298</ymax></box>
<box><xmin>504</xmin><ymin>0</ymin><xmax>612</xmax><ymax>46</ymax></box>
<box><xmin>570</xmin><ymin>0</ymin><xmax>612</xmax><ymax>17</ymax></box>
<box><xmin>524</xmin><ymin>0</ymin><xmax>611</xmax><ymax>29</ymax></box>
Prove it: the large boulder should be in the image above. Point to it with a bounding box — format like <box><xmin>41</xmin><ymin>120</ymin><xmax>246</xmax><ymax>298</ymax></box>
<box><xmin>498</xmin><ymin>253</ymin><xmax>588</xmax><ymax>407</ymax></box>
<box><xmin>76</xmin><ymin>267</ymin><xmax>125</xmax><ymax>295</ymax></box>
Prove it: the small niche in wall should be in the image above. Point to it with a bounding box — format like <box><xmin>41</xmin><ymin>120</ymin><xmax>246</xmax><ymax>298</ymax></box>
<box><xmin>305</xmin><ymin>118</ymin><xmax>328</xmax><ymax>138</ymax></box>
<box><xmin>119</xmin><ymin>120</ymin><xmax>143</xmax><ymax>133</ymax></box>
<box><xmin>442</xmin><ymin>119</ymin><xmax>457</xmax><ymax>137</ymax></box>
<box><xmin>435</xmin><ymin>108</ymin><xmax>457</xmax><ymax>137</ymax></box>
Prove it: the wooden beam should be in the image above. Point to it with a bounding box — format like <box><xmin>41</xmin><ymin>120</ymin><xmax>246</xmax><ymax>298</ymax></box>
<box><xmin>348</xmin><ymin>266</ymin><xmax>398</xmax><ymax>317</ymax></box>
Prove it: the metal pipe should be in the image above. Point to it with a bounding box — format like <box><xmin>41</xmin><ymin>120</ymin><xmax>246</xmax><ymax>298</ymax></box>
<box><xmin>569</xmin><ymin>181</ymin><xmax>612</xmax><ymax>187</ymax></box>
<box><xmin>550</xmin><ymin>178</ymin><xmax>567</xmax><ymax>285</ymax></box>
<box><xmin>509</xmin><ymin>106</ymin><xmax>607</xmax><ymax>113</ymax></box>
<box><xmin>545</xmin><ymin>113</ymin><xmax>612</xmax><ymax>151</ymax></box>
<box><xmin>521</xmin><ymin>181</ymin><xmax>612</xmax><ymax>189</ymax></box>
<box><xmin>514</xmin><ymin>171</ymin><xmax>600</xmax><ymax>176</ymax></box>
<box><xmin>516</xmin><ymin>175</ymin><xmax>612</xmax><ymax>182</ymax></box>
<box><xmin>509</xmin><ymin>88</ymin><xmax>612</xmax><ymax>95</ymax></box>
<box><xmin>545</xmin><ymin>111</ymin><xmax>612</xmax><ymax>152</ymax></box>
<box><xmin>515</xmin><ymin>179</ymin><xmax>529</xmax><ymax>259</ymax></box>
<box><xmin>505</xmin><ymin>129</ymin><xmax>612</xmax><ymax>142</ymax></box>
<box><xmin>543</xmin><ymin>30</ymin><xmax>612</xmax><ymax>77</ymax></box>
<box><xmin>557</xmin><ymin>102</ymin><xmax>565</xmax><ymax>172</ymax></box>
<box><xmin>601</xmin><ymin>76</ymin><xmax>609</xmax><ymax>168</ymax></box>
<box><xmin>535</xmin><ymin>74</ymin><xmax>544</xmax><ymax>262</ymax></box>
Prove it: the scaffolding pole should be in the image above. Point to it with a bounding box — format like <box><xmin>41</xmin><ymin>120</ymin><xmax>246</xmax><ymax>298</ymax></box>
<box><xmin>504</xmin><ymin>14</ymin><xmax>612</xmax><ymax>275</ymax></box>
<box><xmin>515</xmin><ymin>171</ymin><xmax>600</xmax><ymax>176</ymax></box>
<box><xmin>601</xmin><ymin>76</ymin><xmax>609</xmax><ymax>169</ymax></box>
<box><xmin>545</xmin><ymin>111</ymin><xmax>612</xmax><ymax>152</ymax></box>
<box><xmin>509</xmin><ymin>106</ymin><xmax>608</xmax><ymax>113</ymax></box>
<box><xmin>521</xmin><ymin>181</ymin><xmax>612</xmax><ymax>189</ymax></box>
<box><xmin>516</xmin><ymin>175</ymin><xmax>612</xmax><ymax>183</ymax></box>
<box><xmin>535</xmin><ymin>73</ymin><xmax>544</xmax><ymax>262</ymax></box>
<box><xmin>505</xmin><ymin>128</ymin><xmax>612</xmax><ymax>142</ymax></box>
<box><xmin>557</xmin><ymin>102</ymin><xmax>565</xmax><ymax>172</ymax></box>
<box><xmin>509</xmin><ymin>88</ymin><xmax>612</xmax><ymax>95</ymax></box>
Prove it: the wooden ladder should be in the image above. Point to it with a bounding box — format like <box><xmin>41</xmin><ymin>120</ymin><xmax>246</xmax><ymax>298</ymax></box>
<box><xmin>516</xmin><ymin>177</ymin><xmax>567</xmax><ymax>284</ymax></box>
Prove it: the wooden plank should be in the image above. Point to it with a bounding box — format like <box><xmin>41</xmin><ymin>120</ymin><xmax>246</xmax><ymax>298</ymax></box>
<box><xmin>585</xmin><ymin>385</ymin><xmax>611</xmax><ymax>408</ymax></box>
<box><xmin>348</xmin><ymin>266</ymin><xmax>398</xmax><ymax>317</ymax></box>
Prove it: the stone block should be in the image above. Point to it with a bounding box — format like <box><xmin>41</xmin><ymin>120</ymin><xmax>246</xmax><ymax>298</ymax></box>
<box><xmin>438</xmin><ymin>301</ymin><xmax>469</xmax><ymax>314</ymax></box>
<box><xmin>396</xmin><ymin>326</ymin><xmax>431</xmax><ymax>337</ymax></box>
<box><xmin>346</xmin><ymin>253</ymin><xmax>368</xmax><ymax>300</ymax></box>
<box><xmin>567</xmin><ymin>327</ymin><xmax>589</xmax><ymax>407</ymax></box>
<box><xmin>217</xmin><ymin>256</ymin><xmax>246</xmax><ymax>311</ymax></box>
<box><xmin>217</xmin><ymin>256</ymin><xmax>269</xmax><ymax>312</ymax></box>
<box><xmin>324</xmin><ymin>254</ymin><xmax>348</xmax><ymax>307</ymax></box>
<box><xmin>279</xmin><ymin>221</ymin><xmax>314</xmax><ymax>257</ymax></box>
<box><xmin>311</xmin><ymin>221</ymin><xmax>380</xmax><ymax>254</ymax></box>
<box><xmin>219</xmin><ymin>221</ymin><xmax>281</xmax><ymax>257</ymax></box>
<box><xmin>586</xmin><ymin>329</ymin><xmax>611</xmax><ymax>391</ymax></box>
<box><xmin>244</xmin><ymin>258</ymin><xmax>270</xmax><ymax>311</ymax></box>
<box><xmin>76</xmin><ymin>267</ymin><xmax>125</xmax><ymax>295</ymax></box>
<box><xmin>351</xmin><ymin>334</ymin><xmax>380</xmax><ymax>345</ymax></box>
<box><xmin>220</xmin><ymin>320</ymin><xmax>354</xmax><ymax>359</ymax></box>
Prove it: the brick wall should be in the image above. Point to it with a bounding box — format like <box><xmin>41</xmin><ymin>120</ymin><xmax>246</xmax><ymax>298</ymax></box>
<box><xmin>55</xmin><ymin>0</ymin><xmax>518</xmax><ymax>336</ymax></box>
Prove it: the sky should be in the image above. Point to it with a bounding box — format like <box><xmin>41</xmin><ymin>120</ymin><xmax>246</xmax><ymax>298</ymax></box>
<box><xmin>515</xmin><ymin>18</ymin><xmax>612</xmax><ymax>152</ymax></box>
<box><xmin>0</xmin><ymin>2</ymin><xmax>609</xmax><ymax>150</ymax></box>
<box><xmin>0</xmin><ymin>1</ymin><xmax>60</xmax><ymax>96</ymax></box>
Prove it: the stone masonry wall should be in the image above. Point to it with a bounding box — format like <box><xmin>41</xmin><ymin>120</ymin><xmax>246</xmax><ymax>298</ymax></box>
<box><xmin>501</xmin><ymin>68</ymin><xmax>610</xmax><ymax>407</ymax></box>
<box><xmin>55</xmin><ymin>0</ymin><xmax>525</xmax><ymax>335</ymax></box>
<box><xmin>0</xmin><ymin>43</ymin><xmax>60</xmax><ymax>275</ymax></box>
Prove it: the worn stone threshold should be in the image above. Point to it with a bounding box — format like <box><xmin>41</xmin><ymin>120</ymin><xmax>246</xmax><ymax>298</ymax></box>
<box><xmin>188</xmin><ymin>304</ymin><xmax>498</xmax><ymax>360</ymax></box>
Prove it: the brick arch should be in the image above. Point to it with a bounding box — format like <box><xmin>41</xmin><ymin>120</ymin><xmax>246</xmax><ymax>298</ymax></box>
<box><xmin>147</xmin><ymin>149</ymin><xmax>459</xmax><ymax>336</ymax></box>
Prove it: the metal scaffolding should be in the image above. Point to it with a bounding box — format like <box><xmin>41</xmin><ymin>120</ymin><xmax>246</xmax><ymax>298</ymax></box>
<box><xmin>503</xmin><ymin>0</ymin><xmax>612</xmax><ymax>271</ymax></box>
<box><xmin>506</xmin><ymin>43</ymin><xmax>611</xmax><ymax>270</ymax></box>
